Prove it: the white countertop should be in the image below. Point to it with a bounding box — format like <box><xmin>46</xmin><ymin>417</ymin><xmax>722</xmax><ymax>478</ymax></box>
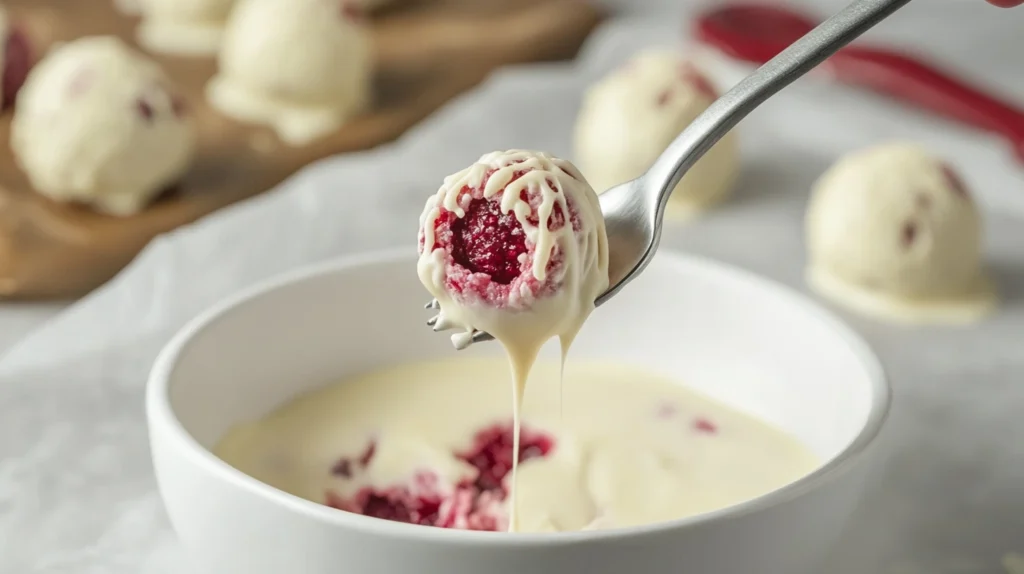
<box><xmin>0</xmin><ymin>303</ymin><xmax>65</xmax><ymax>358</ymax></box>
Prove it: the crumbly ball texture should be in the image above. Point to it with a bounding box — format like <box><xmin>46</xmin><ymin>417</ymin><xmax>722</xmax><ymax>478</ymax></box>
<box><xmin>206</xmin><ymin>0</ymin><xmax>371</xmax><ymax>146</ymax></box>
<box><xmin>573</xmin><ymin>49</ymin><xmax>738</xmax><ymax>217</ymax></box>
<box><xmin>806</xmin><ymin>141</ymin><xmax>997</xmax><ymax>323</ymax></box>
<box><xmin>417</xmin><ymin>149</ymin><xmax>609</xmax><ymax>348</ymax></box>
<box><xmin>10</xmin><ymin>36</ymin><xmax>195</xmax><ymax>216</ymax></box>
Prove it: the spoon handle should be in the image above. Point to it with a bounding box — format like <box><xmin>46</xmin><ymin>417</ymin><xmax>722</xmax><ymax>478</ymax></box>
<box><xmin>642</xmin><ymin>0</ymin><xmax>913</xmax><ymax>218</ymax></box>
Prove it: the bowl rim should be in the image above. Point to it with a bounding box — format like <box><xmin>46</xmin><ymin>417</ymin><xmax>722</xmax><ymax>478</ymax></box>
<box><xmin>147</xmin><ymin>247</ymin><xmax>891</xmax><ymax>547</ymax></box>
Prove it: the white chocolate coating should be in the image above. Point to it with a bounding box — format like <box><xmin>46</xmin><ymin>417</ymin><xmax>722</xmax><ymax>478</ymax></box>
<box><xmin>207</xmin><ymin>0</ymin><xmax>372</xmax><ymax>147</ymax></box>
<box><xmin>216</xmin><ymin>358</ymin><xmax>819</xmax><ymax>532</ymax></box>
<box><xmin>806</xmin><ymin>142</ymin><xmax>996</xmax><ymax>323</ymax></box>
<box><xmin>574</xmin><ymin>49</ymin><xmax>739</xmax><ymax>219</ymax></box>
<box><xmin>417</xmin><ymin>149</ymin><xmax>609</xmax><ymax>529</ymax></box>
<box><xmin>11</xmin><ymin>36</ymin><xmax>195</xmax><ymax>216</ymax></box>
<box><xmin>137</xmin><ymin>0</ymin><xmax>237</xmax><ymax>56</ymax></box>
<box><xmin>418</xmin><ymin>150</ymin><xmax>609</xmax><ymax>357</ymax></box>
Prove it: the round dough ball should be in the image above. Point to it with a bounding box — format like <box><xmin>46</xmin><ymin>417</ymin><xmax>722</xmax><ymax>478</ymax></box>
<box><xmin>805</xmin><ymin>142</ymin><xmax>996</xmax><ymax>323</ymax></box>
<box><xmin>137</xmin><ymin>0</ymin><xmax>237</xmax><ymax>55</ymax></box>
<box><xmin>573</xmin><ymin>49</ymin><xmax>738</xmax><ymax>218</ymax></box>
<box><xmin>206</xmin><ymin>0</ymin><xmax>372</xmax><ymax>147</ymax></box>
<box><xmin>11</xmin><ymin>36</ymin><xmax>196</xmax><ymax>216</ymax></box>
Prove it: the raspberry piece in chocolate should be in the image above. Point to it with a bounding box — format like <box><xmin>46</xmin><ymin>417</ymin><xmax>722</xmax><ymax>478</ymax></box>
<box><xmin>457</xmin><ymin>423</ymin><xmax>555</xmax><ymax>492</ymax></box>
<box><xmin>329</xmin><ymin>440</ymin><xmax>376</xmax><ymax>477</ymax></box>
<box><xmin>450</xmin><ymin>198</ymin><xmax>528</xmax><ymax>285</ymax></box>
<box><xmin>693</xmin><ymin>418</ymin><xmax>718</xmax><ymax>434</ymax></box>
<box><xmin>678</xmin><ymin>62</ymin><xmax>718</xmax><ymax>101</ymax></box>
<box><xmin>901</xmin><ymin>220</ymin><xmax>917</xmax><ymax>248</ymax></box>
<box><xmin>136</xmin><ymin>97</ymin><xmax>154</xmax><ymax>121</ymax></box>
<box><xmin>325</xmin><ymin>424</ymin><xmax>555</xmax><ymax>531</ymax></box>
<box><xmin>656</xmin><ymin>89</ymin><xmax>672</xmax><ymax>107</ymax></box>
<box><xmin>339</xmin><ymin>1</ymin><xmax>363</xmax><ymax>21</ymax></box>
<box><xmin>941</xmin><ymin>164</ymin><xmax>969</xmax><ymax>199</ymax></box>
<box><xmin>325</xmin><ymin>486</ymin><xmax>443</xmax><ymax>526</ymax></box>
<box><xmin>2</xmin><ymin>28</ymin><xmax>32</xmax><ymax>108</ymax></box>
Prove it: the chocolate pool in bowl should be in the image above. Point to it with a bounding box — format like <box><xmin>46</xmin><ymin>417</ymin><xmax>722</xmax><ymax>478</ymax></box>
<box><xmin>147</xmin><ymin>249</ymin><xmax>890</xmax><ymax>574</ymax></box>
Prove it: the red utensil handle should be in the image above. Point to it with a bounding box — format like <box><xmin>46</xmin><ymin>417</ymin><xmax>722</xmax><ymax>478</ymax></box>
<box><xmin>828</xmin><ymin>47</ymin><xmax>1024</xmax><ymax>149</ymax></box>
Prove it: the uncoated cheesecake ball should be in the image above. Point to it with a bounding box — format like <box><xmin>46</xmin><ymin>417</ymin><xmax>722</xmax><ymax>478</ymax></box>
<box><xmin>206</xmin><ymin>0</ymin><xmax>372</xmax><ymax>147</ymax></box>
<box><xmin>573</xmin><ymin>49</ymin><xmax>738</xmax><ymax>218</ymax></box>
<box><xmin>11</xmin><ymin>36</ymin><xmax>195</xmax><ymax>216</ymax></box>
<box><xmin>805</xmin><ymin>142</ymin><xmax>996</xmax><ymax>323</ymax></box>
<box><xmin>137</xmin><ymin>0</ymin><xmax>236</xmax><ymax>55</ymax></box>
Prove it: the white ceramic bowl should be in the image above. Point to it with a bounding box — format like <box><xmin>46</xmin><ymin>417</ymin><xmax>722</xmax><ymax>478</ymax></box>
<box><xmin>147</xmin><ymin>249</ymin><xmax>890</xmax><ymax>574</ymax></box>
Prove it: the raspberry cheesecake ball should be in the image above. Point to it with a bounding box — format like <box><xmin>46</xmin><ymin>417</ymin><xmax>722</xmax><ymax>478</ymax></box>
<box><xmin>806</xmin><ymin>142</ymin><xmax>996</xmax><ymax>323</ymax></box>
<box><xmin>137</xmin><ymin>0</ymin><xmax>237</xmax><ymax>56</ymax></box>
<box><xmin>0</xmin><ymin>5</ymin><xmax>33</xmax><ymax>109</ymax></box>
<box><xmin>418</xmin><ymin>149</ymin><xmax>609</xmax><ymax>351</ymax></box>
<box><xmin>11</xmin><ymin>37</ymin><xmax>195</xmax><ymax>216</ymax></box>
<box><xmin>574</xmin><ymin>49</ymin><xmax>738</xmax><ymax>218</ymax></box>
<box><xmin>207</xmin><ymin>0</ymin><xmax>371</xmax><ymax>146</ymax></box>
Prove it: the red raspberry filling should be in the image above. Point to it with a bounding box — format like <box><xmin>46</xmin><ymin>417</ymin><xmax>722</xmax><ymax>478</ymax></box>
<box><xmin>657</xmin><ymin>403</ymin><xmax>720</xmax><ymax>434</ymax></box>
<box><xmin>325</xmin><ymin>423</ymin><xmax>555</xmax><ymax>531</ymax></box>
<box><xmin>656</xmin><ymin>62</ymin><xmax>718</xmax><ymax>108</ymax></box>
<box><xmin>450</xmin><ymin>199</ymin><xmax>528</xmax><ymax>286</ymax></box>
<box><xmin>679</xmin><ymin>62</ymin><xmax>718</xmax><ymax>101</ymax></box>
<box><xmin>940</xmin><ymin>164</ymin><xmax>970</xmax><ymax>199</ymax></box>
<box><xmin>2</xmin><ymin>27</ymin><xmax>32</xmax><ymax>109</ymax></box>
<box><xmin>420</xmin><ymin>166</ymin><xmax>583</xmax><ymax>308</ymax></box>
<box><xmin>339</xmin><ymin>1</ymin><xmax>363</xmax><ymax>21</ymax></box>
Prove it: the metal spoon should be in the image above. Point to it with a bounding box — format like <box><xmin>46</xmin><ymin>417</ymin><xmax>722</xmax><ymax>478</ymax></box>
<box><xmin>427</xmin><ymin>0</ymin><xmax>913</xmax><ymax>349</ymax></box>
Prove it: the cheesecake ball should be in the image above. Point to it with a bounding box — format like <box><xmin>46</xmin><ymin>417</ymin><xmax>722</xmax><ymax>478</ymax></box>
<box><xmin>11</xmin><ymin>36</ymin><xmax>195</xmax><ymax>216</ymax></box>
<box><xmin>137</xmin><ymin>0</ymin><xmax>237</xmax><ymax>56</ymax></box>
<box><xmin>573</xmin><ymin>49</ymin><xmax>738</xmax><ymax>218</ymax></box>
<box><xmin>207</xmin><ymin>0</ymin><xmax>372</xmax><ymax>146</ymax></box>
<box><xmin>0</xmin><ymin>6</ymin><xmax>33</xmax><ymax>109</ymax></box>
<box><xmin>806</xmin><ymin>142</ymin><xmax>996</xmax><ymax>323</ymax></box>
<box><xmin>418</xmin><ymin>150</ymin><xmax>609</xmax><ymax>350</ymax></box>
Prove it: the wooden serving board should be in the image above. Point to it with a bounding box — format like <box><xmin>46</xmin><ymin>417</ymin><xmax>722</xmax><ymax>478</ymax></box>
<box><xmin>0</xmin><ymin>0</ymin><xmax>602</xmax><ymax>299</ymax></box>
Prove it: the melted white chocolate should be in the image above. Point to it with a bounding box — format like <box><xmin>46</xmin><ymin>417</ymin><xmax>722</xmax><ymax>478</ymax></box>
<box><xmin>417</xmin><ymin>150</ymin><xmax>608</xmax><ymax>529</ymax></box>
<box><xmin>215</xmin><ymin>358</ymin><xmax>820</xmax><ymax>532</ymax></box>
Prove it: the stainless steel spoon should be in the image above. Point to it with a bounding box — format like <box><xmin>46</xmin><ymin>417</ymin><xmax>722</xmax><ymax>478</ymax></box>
<box><xmin>427</xmin><ymin>0</ymin><xmax>913</xmax><ymax>349</ymax></box>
